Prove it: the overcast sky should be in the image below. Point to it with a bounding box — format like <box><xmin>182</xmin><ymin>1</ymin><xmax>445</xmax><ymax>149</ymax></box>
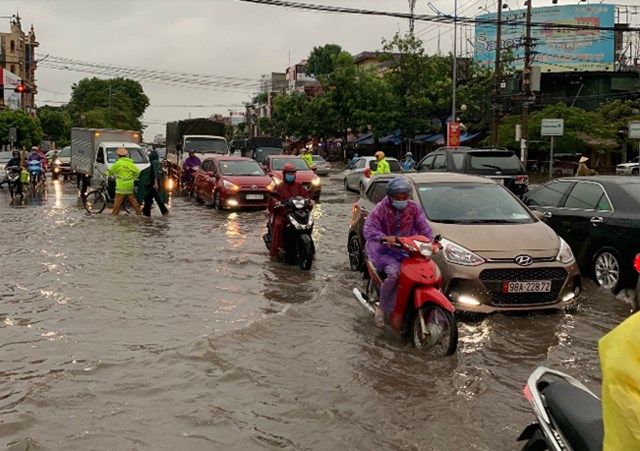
<box><xmin>5</xmin><ymin>0</ymin><xmax>640</xmax><ymax>140</ymax></box>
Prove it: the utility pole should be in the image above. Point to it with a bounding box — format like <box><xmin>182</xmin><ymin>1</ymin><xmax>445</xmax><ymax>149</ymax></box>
<box><xmin>521</xmin><ymin>0</ymin><xmax>533</xmax><ymax>164</ymax></box>
<box><xmin>490</xmin><ymin>0</ymin><xmax>503</xmax><ymax>146</ymax></box>
<box><xmin>451</xmin><ymin>0</ymin><xmax>458</xmax><ymax>133</ymax></box>
<box><xmin>408</xmin><ymin>0</ymin><xmax>417</xmax><ymax>34</ymax></box>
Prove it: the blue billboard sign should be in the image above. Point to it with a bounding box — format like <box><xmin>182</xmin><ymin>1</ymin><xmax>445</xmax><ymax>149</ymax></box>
<box><xmin>474</xmin><ymin>4</ymin><xmax>615</xmax><ymax>72</ymax></box>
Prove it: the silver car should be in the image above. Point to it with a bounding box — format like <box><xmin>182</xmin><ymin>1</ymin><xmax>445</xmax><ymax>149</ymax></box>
<box><xmin>311</xmin><ymin>155</ymin><xmax>332</xmax><ymax>176</ymax></box>
<box><xmin>343</xmin><ymin>156</ymin><xmax>401</xmax><ymax>192</ymax></box>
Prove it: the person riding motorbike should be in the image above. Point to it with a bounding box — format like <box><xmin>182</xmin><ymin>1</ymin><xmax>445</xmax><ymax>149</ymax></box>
<box><xmin>349</xmin><ymin>153</ymin><xmax>360</xmax><ymax>167</ymax></box>
<box><xmin>401</xmin><ymin>152</ymin><xmax>416</xmax><ymax>172</ymax></box>
<box><xmin>267</xmin><ymin>163</ymin><xmax>311</xmax><ymax>258</ymax></box>
<box><xmin>26</xmin><ymin>146</ymin><xmax>46</xmax><ymax>183</ymax></box>
<box><xmin>3</xmin><ymin>150</ymin><xmax>23</xmax><ymax>198</ymax></box>
<box><xmin>363</xmin><ymin>176</ymin><xmax>433</xmax><ymax>328</ymax></box>
<box><xmin>183</xmin><ymin>149</ymin><xmax>201</xmax><ymax>188</ymax></box>
<box><xmin>371</xmin><ymin>151</ymin><xmax>390</xmax><ymax>176</ymax></box>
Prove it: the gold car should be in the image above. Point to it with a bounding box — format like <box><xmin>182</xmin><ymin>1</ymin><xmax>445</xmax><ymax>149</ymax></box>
<box><xmin>348</xmin><ymin>173</ymin><xmax>582</xmax><ymax>313</ymax></box>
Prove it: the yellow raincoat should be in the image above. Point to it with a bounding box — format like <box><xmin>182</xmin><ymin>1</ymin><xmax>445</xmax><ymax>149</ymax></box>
<box><xmin>599</xmin><ymin>312</ymin><xmax>640</xmax><ymax>450</ymax></box>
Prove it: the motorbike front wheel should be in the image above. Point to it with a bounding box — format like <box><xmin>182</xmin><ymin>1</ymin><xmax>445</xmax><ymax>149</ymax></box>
<box><xmin>84</xmin><ymin>191</ymin><xmax>107</xmax><ymax>214</ymax></box>
<box><xmin>411</xmin><ymin>305</ymin><xmax>457</xmax><ymax>356</ymax></box>
<box><xmin>298</xmin><ymin>234</ymin><xmax>313</xmax><ymax>270</ymax></box>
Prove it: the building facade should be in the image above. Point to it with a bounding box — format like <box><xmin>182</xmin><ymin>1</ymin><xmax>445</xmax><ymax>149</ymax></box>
<box><xmin>0</xmin><ymin>15</ymin><xmax>38</xmax><ymax>113</ymax></box>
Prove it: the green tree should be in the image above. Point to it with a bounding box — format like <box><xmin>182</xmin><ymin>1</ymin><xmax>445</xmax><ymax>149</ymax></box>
<box><xmin>37</xmin><ymin>105</ymin><xmax>72</xmax><ymax>147</ymax></box>
<box><xmin>306</xmin><ymin>44</ymin><xmax>343</xmax><ymax>78</ymax></box>
<box><xmin>67</xmin><ymin>77</ymin><xmax>150</xmax><ymax>131</ymax></box>
<box><xmin>0</xmin><ymin>109</ymin><xmax>43</xmax><ymax>150</ymax></box>
<box><xmin>272</xmin><ymin>91</ymin><xmax>310</xmax><ymax>138</ymax></box>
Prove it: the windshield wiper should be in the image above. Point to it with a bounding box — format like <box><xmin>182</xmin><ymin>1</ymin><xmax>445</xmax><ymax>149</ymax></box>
<box><xmin>481</xmin><ymin>164</ymin><xmax>504</xmax><ymax>171</ymax></box>
<box><xmin>460</xmin><ymin>219</ymin><xmax>526</xmax><ymax>224</ymax></box>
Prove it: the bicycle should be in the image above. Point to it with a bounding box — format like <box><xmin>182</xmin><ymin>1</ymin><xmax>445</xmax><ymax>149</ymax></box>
<box><xmin>83</xmin><ymin>178</ymin><xmax>130</xmax><ymax>214</ymax></box>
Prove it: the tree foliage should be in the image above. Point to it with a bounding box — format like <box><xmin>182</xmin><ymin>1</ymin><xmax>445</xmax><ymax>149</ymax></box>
<box><xmin>306</xmin><ymin>44</ymin><xmax>342</xmax><ymax>78</ymax></box>
<box><xmin>0</xmin><ymin>109</ymin><xmax>42</xmax><ymax>149</ymax></box>
<box><xmin>37</xmin><ymin>105</ymin><xmax>72</xmax><ymax>147</ymax></box>
<box><xmin>67</xmin><ymin>77</ymin><xmax>150</xmax><ymax>131</ymax></box>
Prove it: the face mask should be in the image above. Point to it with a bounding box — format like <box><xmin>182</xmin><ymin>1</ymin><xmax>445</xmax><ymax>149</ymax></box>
<box><xmin>284</xmin><ymin>174</ymin><xmax>295</xmax><ymax>183</ymax></box>
<box><xmin>392</xmin><ymin>200</ymin><xmax>408</xmax><ymax>210</ymax></box>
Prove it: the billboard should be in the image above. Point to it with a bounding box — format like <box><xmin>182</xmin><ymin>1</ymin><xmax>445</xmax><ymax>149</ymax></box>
<box><xmin>1</xmin><ymin>67</ymin><xmax>22</xmax><ymax>110</ymax></box>
<box><xmin>474</xmin><ymin>4</ymin><xmax>615</xmax><ymax>73</ymax></box>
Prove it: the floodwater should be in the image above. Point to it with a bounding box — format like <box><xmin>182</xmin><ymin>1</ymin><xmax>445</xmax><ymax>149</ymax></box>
<box><xmin>0</xmin><ymin>172</ymin><xmax>632</xmax><ymax>451</ymax></box>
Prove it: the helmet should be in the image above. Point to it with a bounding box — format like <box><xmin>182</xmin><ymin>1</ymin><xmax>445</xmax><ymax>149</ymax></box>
<box><xmin>188</xmin><ymin>149</ymin><xmax>196</xmax><ymax>154</ymax></box>
<box><xmin>30</xmin><ymin>146</ymin><xmax>38</xmax><ymax>152</ymax></box>
<box><xmin>375</xmin><ymin>151</ymin><xmax>385</xmax><ymax>159</ymax></box>
<box><xmin>282</xmin><ymin>163</ymin><xmax>297</xmax><ymax>173</ymax></box>
<box><xmin>386</xmin><ymin>176</ymin><xmax>412</xmax><ymax>196</ymax></box>
<box><xmin>406</xmin><ymin>152</ymin><xmax>412</xmax><ymax>157</ymax></box>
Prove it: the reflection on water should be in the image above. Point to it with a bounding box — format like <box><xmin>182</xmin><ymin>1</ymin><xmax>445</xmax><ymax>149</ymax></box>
<box><xmin>0</xmin><ymin>176</ymin><xmax>630</xmax><ymax>450</ymax></box>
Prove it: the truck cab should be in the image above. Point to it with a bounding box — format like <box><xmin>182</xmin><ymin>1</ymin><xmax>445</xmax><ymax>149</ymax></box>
<box><xmin>93</xmin><ymin>142</ymin><xmax>150</xmax><ymax>186</ymax></box>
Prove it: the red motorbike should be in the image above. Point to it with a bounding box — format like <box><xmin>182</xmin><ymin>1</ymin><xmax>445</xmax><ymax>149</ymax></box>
<box><xmin>183</xmin><ymin>165</ymin><xmax>199</xmax><ymax>196</ymax></box>
<box><xmin>353</xmin><ymin>235</ymin><xmax>458</xmax><ymax>356</ymax></box>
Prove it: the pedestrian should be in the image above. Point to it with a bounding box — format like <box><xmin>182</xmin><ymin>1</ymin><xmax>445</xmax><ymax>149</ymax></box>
<box><xmin>371</xmin><ymin>151</ymin><xmax>391</xmax><ymax>176</ymax></box>
<box><xmin>137</xmin><ymin>150</ymin><xmax>169</xmax><ymax>217</ymax></box>
<box><xmin>576</xmin><ymin>156</ymin><xmax>594</xmax><ymax>176</ymax></box>
<box><xmin>105</xmin><ymin>147</ymin><xmax>142</xmax><ymax>216</ymax></box>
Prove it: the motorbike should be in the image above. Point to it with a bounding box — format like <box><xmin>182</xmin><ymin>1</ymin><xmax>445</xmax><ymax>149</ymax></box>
<box><xmin>27</xmin><ymin>159</ymin><xmax>44</xmax><ymax>188</ymax></box>
<box><xmin>183</xmin><ymin>165</ymin><xmax>199</xmax><ymax>196</ymax></box>
<box><xmin>518</xmin><ymin>366</ymin><xmax>603</xmax><ymax>451</ymax></box>
<box><xmin>51</xmin><ymin>157</ymin><xmax>63</xmax><ymax>180</ymax></box>
<box><xmin>263</xmin><ymin>195</ymin><xmax>315</xmax><ymax>270</ymax></box>
<box><xmin>353</xmin><ymin>235</ymin><xmax>458</xmax><ymax>356</ymax></box>
<box><xmin>5</xmin><ymin>165</ymin><xmax>21</xmax><ymax>198</ymax></box>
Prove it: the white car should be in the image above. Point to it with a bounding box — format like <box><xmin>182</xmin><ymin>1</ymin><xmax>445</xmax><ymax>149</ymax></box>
<box><xmin>616</xmin><ymin>156</ymin><xmax>639</xmax><ymax>175</ymax></box>
<box><xmin>343</xmin><ymin>156</ymin><xmax>401</xmax><ymax>193</ymax></box>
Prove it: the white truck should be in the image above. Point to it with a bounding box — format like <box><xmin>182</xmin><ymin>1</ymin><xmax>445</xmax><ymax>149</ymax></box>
<box><xmin>70</xmin><ymin>128</ymin><xmax>149</xmax><ymax>192</ymax></box>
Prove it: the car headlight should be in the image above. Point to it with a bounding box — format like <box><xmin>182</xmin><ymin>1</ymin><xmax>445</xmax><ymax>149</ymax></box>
<box><xmin>311</xmin><ymin>177</ymin><xmax>321</xmax><ymax>187</ymax></box>
<box><xmin>556</xmin><ymin>237</ymin><xmax>575</xmax><ymax>264</ymax></box>
<box><xmin>272</xmin><ymin>176</ymin><xmax>282</xmax><ymax>185</ymax></box>
<box><xmin>223</xmin><ymin>179</ymin><xmax>239</xmax><ymax>191</ymax></box>
<box><xmin>440</xmin><ymin>237</ymin><xmax>485</xmax><ymax>266</ymax></box>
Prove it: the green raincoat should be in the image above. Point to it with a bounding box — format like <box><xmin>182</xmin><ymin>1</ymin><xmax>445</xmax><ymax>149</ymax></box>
<box><xmin>136</xmin><ymin>154</ymin><xmax>168</xmax><ymax>204</ymax></box>
<box><xmin>106</xmin><ymin>157</ymin><xmax>140</xmax><ymax>195</ymax></box>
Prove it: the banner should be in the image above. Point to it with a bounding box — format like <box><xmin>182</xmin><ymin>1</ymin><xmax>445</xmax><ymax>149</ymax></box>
<box><xmin>1</xmin><ymin>67</ymin><xmax>22</xmax><ymax>110</ymax></box>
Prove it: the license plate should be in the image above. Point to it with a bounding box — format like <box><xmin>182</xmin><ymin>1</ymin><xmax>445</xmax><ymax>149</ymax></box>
<box><xmin>246</xmin><ymin>194</ymin><xmax>264</xmax><ymax>200</ymax></box>
<box><xmin>502</xmin><ymin>280</ymin><xmax>551</xmax><ymax>293</ymax></box>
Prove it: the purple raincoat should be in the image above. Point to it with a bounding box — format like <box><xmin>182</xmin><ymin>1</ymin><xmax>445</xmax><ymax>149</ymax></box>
<box><xmin>363</xmin><ymin>196</ymin><xmax>433</xmax><ymax>314</ymax></box>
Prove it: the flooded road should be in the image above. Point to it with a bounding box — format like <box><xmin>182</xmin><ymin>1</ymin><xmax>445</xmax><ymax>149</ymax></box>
<box><xmin>0</xmin><ymin>173</ymin><xmax>632</xmax><ymax>450</ymax></box>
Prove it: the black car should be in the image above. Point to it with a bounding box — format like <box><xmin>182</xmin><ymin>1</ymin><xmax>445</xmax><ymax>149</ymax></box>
<box><xmin>417</xmin><ymin>147</ymin><xmax>529</xmax><ymax>196</ymax></box>
<box><xmin>523</xmin><ymin>176</ymin><xmax>640</xmax><ymax>292</ymax></box>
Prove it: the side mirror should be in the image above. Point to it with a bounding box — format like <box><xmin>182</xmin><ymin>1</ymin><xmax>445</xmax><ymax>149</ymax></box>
<box><xmin>364</xmin><ymin>167</ymin><xmax>372</xmax><ymax>178</ymax></box>
<box><xmin>531</xmin><ymin>209</ymin><xmax>551</xmax><ymax>221</ymax></box>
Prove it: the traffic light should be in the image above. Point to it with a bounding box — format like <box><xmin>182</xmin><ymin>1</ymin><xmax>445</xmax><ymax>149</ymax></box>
<box><xmin>14</xmin><ymin>83</ymin><xmax>30</xmax><ymax>93</ymax></box>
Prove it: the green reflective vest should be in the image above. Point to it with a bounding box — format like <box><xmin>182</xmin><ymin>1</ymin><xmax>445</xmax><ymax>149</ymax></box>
<box><xmin>373</xmin><ymin>158</ymin><xmax>391</xmax><ymax>176</ymax></box>
<box><xmin>106</xmin><ymin>157</ymin><xmax>141</xmax><ymax>195</ymax></box>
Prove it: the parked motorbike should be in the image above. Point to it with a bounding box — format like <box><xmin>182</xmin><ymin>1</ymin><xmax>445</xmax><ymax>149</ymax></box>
<box><xmin>518</xmin><ymin>366</ymin><xmax>603</xmax><ymax>451</ymax></box>
<box><xmin>263</xmin><ymin>195</ymin><xmax>315</xmax><ymax>270</ymax></box>
<box><xmin>353</xmin><ymin>235</ymin><xmax>458</xmax><ymax>356</ymax></box>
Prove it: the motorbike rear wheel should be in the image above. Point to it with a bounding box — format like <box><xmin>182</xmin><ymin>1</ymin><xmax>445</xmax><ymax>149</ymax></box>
<box><xmin>411</xmin><ymin>305</ymin><xmax>457</xmax><ymax>356</ymax></box>
<box><xmin>298</xmin><ymin>234</ymin><xmax>313</xmax><ymax>270</ymax></box>
<box><xmin>84</xmin><ymin>191</ymin><xmax>107</xmax><ymax>214</ymax></box>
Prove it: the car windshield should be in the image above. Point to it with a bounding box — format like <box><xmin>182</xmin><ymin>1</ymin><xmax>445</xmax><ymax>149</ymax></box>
<box><xmin>106</xmin><ymin>147</ymin><xmax>149</xmax><ymax>164</ymax></box>
<box><xmin>156</xmin><ymin>148</ymin><xmax>167</xmax><ymax>159</ymax></box>
<box><xmin>312</xmin><ymin>155</ymin><xmax>326</xmax><ymax>162</ymax></box>
<box><xmin>467</xmin><ymin>152</ymin><xmax>523</xmax><ymax>173</ymax></box>
<box><xmin>272</xmin><ymin>158</ymin><xmax>310</xmax><ymax>171</ymax></box>
<box><xmin>184</xmin><ymin>137</ymin><xmax>227</xmax><ymax>153</ymax></box>
<box><xmin>219</xmin><ymin>160</ymin><xmax>265</xmax><ymax>176</ymax></box>
<box><xmin>416</xmin><ymin>183</ymin><xmax>534</xmax><ymax>224</ymax></box>
<box><xmin>59</xmin><ymin>147</ymin><xmax>70</xmax><ymax>157</ymax></box>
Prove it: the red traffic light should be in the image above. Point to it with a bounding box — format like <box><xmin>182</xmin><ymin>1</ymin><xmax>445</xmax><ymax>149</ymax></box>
<box><xmin>14</xmin><ymin>83</ymin><xmax>30</xmax><ymax>93</ymax></box>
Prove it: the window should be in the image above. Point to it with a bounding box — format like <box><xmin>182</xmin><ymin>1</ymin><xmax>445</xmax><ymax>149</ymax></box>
<box><xmin>433</xmin><ymin>154</ymin><xmax>447</xmax><ymax>170</ymax></box>
<box><xmin>96</xmin><ymin>148</ymin><xmax>105</xmax><ymax>164</ymax></box>
<box><xmin>525</xmin><ymin>181</ymin><xmax>573</xmax><ymax>207</ymax></box>
<box><xmin>219</xmin><ymin>160</ymin><xmax>264</xmax><ymax>176</ymax></box>
<box><xmin>201</xmin><ymin>160</ymin><xmax>215</xmax><ymax>172</ymax></box>
<box><xmin>467</xmin><ymin>152</ymin><xmax>523</xmax><ymax>172</ymax></box>
<box><xmin>10</xmin><ymin>40</ymin><xmax>14</xmax><ymax>53</ymax></box>
<box><xmin>564</xmin><ymin>182</ymin><xmax>608</xmax><ymax>210</ymax></box>
<box><xmin>367</xmin><ymin>181</ymin><xmax>389</xmax><ymax>204</ymax></box>
<box><xmin>106</xmin><ymin>147</ymin><xmax>149</xmax><ymax>164</ymax></box>
<box><xmin>418</xmin><ymin>155</ymin><xmax>435</xmax><ymax>171</ymax></box>
<box><xmin>272</xmin><ymin>158</ymin><xmax>310</xmax><ymax>171</ymax></box>
<box><xmin>354</xmin><ymin>159</ymin><xmax>366</xmax><ymax>169</ymax></box>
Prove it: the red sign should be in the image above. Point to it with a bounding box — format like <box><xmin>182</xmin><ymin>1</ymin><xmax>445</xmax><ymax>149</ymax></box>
<box><xmin>447</xmin><ymin>122</ymin><xmax>461</xmax><ymax>147</ymax></box>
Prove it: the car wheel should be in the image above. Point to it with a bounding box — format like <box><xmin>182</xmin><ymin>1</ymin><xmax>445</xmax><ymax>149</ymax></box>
<box><xmin>348</xmin><ymin>234</ymin><xmax>364</xmax><ymax>272</ymax></box>
<box><xmin>213</xmin><ymin>191</ymin><xmax>223</xmax><ymax>210</ymax></box>
<box><xmin>593</xmin><ymin>249</ymin><xmax>621</xmax><ymax>292</ymax></box>
<box><xmin>359</xmin><ymin>182</ymin><xmax>365</xmax><ymax>194</ymax></box>
<box><xmin>633</xmin><ymin>168</ymin><xmax>639</xmax><ymax>175</ymax></box>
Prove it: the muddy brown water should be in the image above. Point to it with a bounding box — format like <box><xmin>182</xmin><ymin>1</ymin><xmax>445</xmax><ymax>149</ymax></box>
<box><xmin>0</xmin><ymin>174</ymin><xmax>632</xmax><ymax>450</ymax></box>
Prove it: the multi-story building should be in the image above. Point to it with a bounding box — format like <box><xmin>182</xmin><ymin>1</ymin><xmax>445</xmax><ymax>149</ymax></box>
<box><xmin>0</xmin><ymin>15</ymin><xmax>38</xmax><ymax>113</ymax></box>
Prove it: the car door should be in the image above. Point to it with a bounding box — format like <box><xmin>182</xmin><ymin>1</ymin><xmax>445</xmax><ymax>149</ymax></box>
<box><xmin>432</xmin><ymin>153</ymin><xmax>447</xmax><ymax>172</ymax></box>
<box><xmin>198</xmin><ymin>160</ymin><xmax>215</xmax><ymax>202</ymax></box>
<box><xmin>354</xmin><ymin>178</ymin><xmax>390</xmax><ymax>243</ymax></box>
<box><xmin>522</xmin><ymin>180</ymin><xmax>575</xmax><ymax>234</ymax></box>
<box><xmin>558</xmin><ymin>181</ymin><xmax>614</xmax><ymax>267</ymax></box>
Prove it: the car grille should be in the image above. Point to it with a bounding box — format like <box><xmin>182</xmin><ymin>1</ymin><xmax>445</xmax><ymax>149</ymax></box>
<box><xmin>479</xmin><ymin>268</ymin><xmax>568</xmax><ymax>306</ymax></box>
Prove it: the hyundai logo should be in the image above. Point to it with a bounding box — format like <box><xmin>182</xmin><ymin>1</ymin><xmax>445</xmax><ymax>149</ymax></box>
<box><xmin>251</xmin><ymin>185</ymin><xmax>258</xmax><ymax>190</ymax></box>
<box><xmin>515</xmin><ymin>255</ymin><xmax>533</xmax><ymax>266</ymax></box>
